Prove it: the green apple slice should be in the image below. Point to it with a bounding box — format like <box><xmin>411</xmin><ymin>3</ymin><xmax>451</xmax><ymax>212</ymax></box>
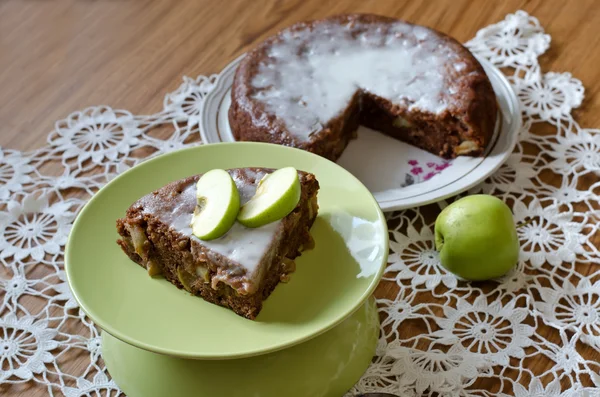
<box><xmin>237</xmin><ymin>167</ymin><xmax>301</xmax><ymax>228</ymax></box>
<box><xmin>190</xmin><ymin>169</ymin><xmax>240</xmax><ymax>240</ymax></box>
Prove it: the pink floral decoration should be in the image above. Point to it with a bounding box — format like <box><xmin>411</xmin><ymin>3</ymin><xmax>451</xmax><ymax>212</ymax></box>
<box><xmin>424</xmin><ymin>172</ymin><xmax>437</xmax><ymax>180</ymax></box>
<box><xmin>411</xmin><ymin>167</ymin><xmax>423</xmax><ymax>175</ymax></box>
<box><xmin>436</xmin><ymin>162</ymin><xmax>450</xmax><ymax>171</ymax></box>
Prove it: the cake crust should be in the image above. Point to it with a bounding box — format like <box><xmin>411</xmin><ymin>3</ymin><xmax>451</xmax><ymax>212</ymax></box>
<box><xmin>229</xmin><ymin>13</ymin><xmax>497</xmax><ymax>161</ymax></box>
<box><xmin>116</xmin><ymin>168</ymin><xmax>319</xmax><ymax>319</ymax></box>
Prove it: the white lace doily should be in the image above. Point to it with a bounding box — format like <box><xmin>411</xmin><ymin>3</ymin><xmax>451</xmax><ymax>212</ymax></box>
<box><xmin>1</xmin><ymin>11</ymin><xmax>598</xmax><ymax>396</ymax></box>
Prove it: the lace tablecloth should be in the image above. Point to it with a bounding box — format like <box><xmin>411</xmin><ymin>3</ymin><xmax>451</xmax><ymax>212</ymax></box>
<box><xmin>1</xmin><ymin>11</ymin><xmax>599</xmax><ymax>396</ymax></box>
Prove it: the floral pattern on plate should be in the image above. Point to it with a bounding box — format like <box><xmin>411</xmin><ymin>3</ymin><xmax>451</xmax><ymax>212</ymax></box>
<box><xmin>400</xmin><ymin>159</ymin><xmax>451</xmax><ymax>187</ymax></box>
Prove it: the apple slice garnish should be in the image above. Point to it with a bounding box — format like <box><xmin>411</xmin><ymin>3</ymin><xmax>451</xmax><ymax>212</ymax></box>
<box><xmin>237</xmin><ymin>167</ymin><xmax>301</xmax><ymax>228</ymax></box>
<box><xmin>190</xmin><ymin>169</ymin><xmax>240</xmax><ymax>240</ymax></box>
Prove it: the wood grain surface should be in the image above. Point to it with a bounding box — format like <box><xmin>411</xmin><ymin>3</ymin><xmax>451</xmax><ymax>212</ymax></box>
<box><xmin>1</xmin><ymin>0</ymin><xmax>599</xmax><ymax>396</ymax></box>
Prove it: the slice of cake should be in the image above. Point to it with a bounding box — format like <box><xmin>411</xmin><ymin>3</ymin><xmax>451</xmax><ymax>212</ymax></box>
<box><xmin>229</xmin><ymin>14</ymin><xmax>497</xmax><ymax>161</ymax></box>
<box><xmin>116</xmin><ymin>168</ymin><xmax>319</xmax><ymax>319</ymax></box>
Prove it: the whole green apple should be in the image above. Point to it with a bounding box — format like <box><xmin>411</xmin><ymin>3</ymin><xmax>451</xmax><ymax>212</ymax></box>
<box><xmin>434</xmin><ymin>194</ymin><xmax>519</xmax><ymax>280</ymax></box>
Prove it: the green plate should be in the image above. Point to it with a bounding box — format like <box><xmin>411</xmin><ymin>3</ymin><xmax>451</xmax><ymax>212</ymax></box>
<box><xmin>102</xmin><ymin>298</ymin><xmax>380</xmax><ymax>397</ymax></box>
<box><xmin>65</xmin><ymin>142</ymin><xmax>388</xmax><ymax>359</ymax></box>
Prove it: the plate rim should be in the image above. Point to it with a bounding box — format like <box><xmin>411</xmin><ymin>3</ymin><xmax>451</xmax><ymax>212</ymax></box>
<box><xmin>65</xmin><ymin>142</ymin><xmax>389</xmax><ymax>360</ymax></box>
<box><xmin>200</xmin><ymin>54</ymin><xmax>522</xmax><ymax>211</ymax></box>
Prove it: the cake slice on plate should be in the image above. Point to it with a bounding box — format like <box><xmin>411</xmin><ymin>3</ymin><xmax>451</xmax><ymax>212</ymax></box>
<box><xmin>116</xmin><ymin>167</ymin><xmax>319</xmax><ymax>319</ymax></box>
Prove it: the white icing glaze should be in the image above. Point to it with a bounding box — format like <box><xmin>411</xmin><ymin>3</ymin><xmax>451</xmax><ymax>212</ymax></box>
<box><xmin>200</xmin><ymin>221</ymin><xmax>280</xmax><ymax>275</ymax></box>
<box><xmin>142</xmin><ymin>169</ymin><xmax>280</xmax><ymax>283</ymax></box>
<box><xmin>251</xmin><ymin>20</ymin><xmax>464</xmax><ymax>141</ymax></box>
<box><xmin>231</xmin><ymin>168</ymin><xmax>265</xmax><ymax>204</ymax></box>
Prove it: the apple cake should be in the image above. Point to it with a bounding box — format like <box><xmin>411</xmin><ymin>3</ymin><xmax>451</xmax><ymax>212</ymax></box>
<box><xmin>116</xmin><ymin>168</ymin><xmax>319</xmax><ymax>319</ymax></box>
<box><xmin>229</xmin><ymin>14</ymin><xmax>497</xmax><ymax>161</ymax></box>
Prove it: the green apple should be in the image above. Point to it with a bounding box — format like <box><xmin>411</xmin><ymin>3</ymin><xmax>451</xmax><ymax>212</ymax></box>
<box><xmin>434</xmin><ymin>194</ymin><xmax>519</xmax><ymax>280</ymax></box>
<box><xmin>238</xmin><ymin>167</ymin><xmax>301</xmax><ymax>228</ymax></box>
<box><xmin>190</xmin><ymin>169</ymin><xmax>240</xmax><ymax>240</ymax></box>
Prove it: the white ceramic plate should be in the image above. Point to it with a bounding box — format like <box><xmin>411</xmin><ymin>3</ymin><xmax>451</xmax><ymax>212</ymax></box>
<box><xmin>200</xmin><ymin>54</ymin><xmax>521</xmax><ymax>211</ymax></box>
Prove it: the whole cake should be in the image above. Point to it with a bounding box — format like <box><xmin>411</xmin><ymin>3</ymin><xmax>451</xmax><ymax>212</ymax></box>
<box><xmin>229</xmin><ymin>14</ymin><xmax>497</xmax><ymax>161</ymax></box>
<box><xmin>116</xmin><ymin>168</ymin><xmax>319</xmax><ymax>319</ymax></box>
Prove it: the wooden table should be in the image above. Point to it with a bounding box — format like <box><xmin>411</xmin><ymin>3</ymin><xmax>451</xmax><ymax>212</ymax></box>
<box><xmin>1</xmin><ymin>0</ymin><xmax>599</xmax><ymax>395</ymax></box>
